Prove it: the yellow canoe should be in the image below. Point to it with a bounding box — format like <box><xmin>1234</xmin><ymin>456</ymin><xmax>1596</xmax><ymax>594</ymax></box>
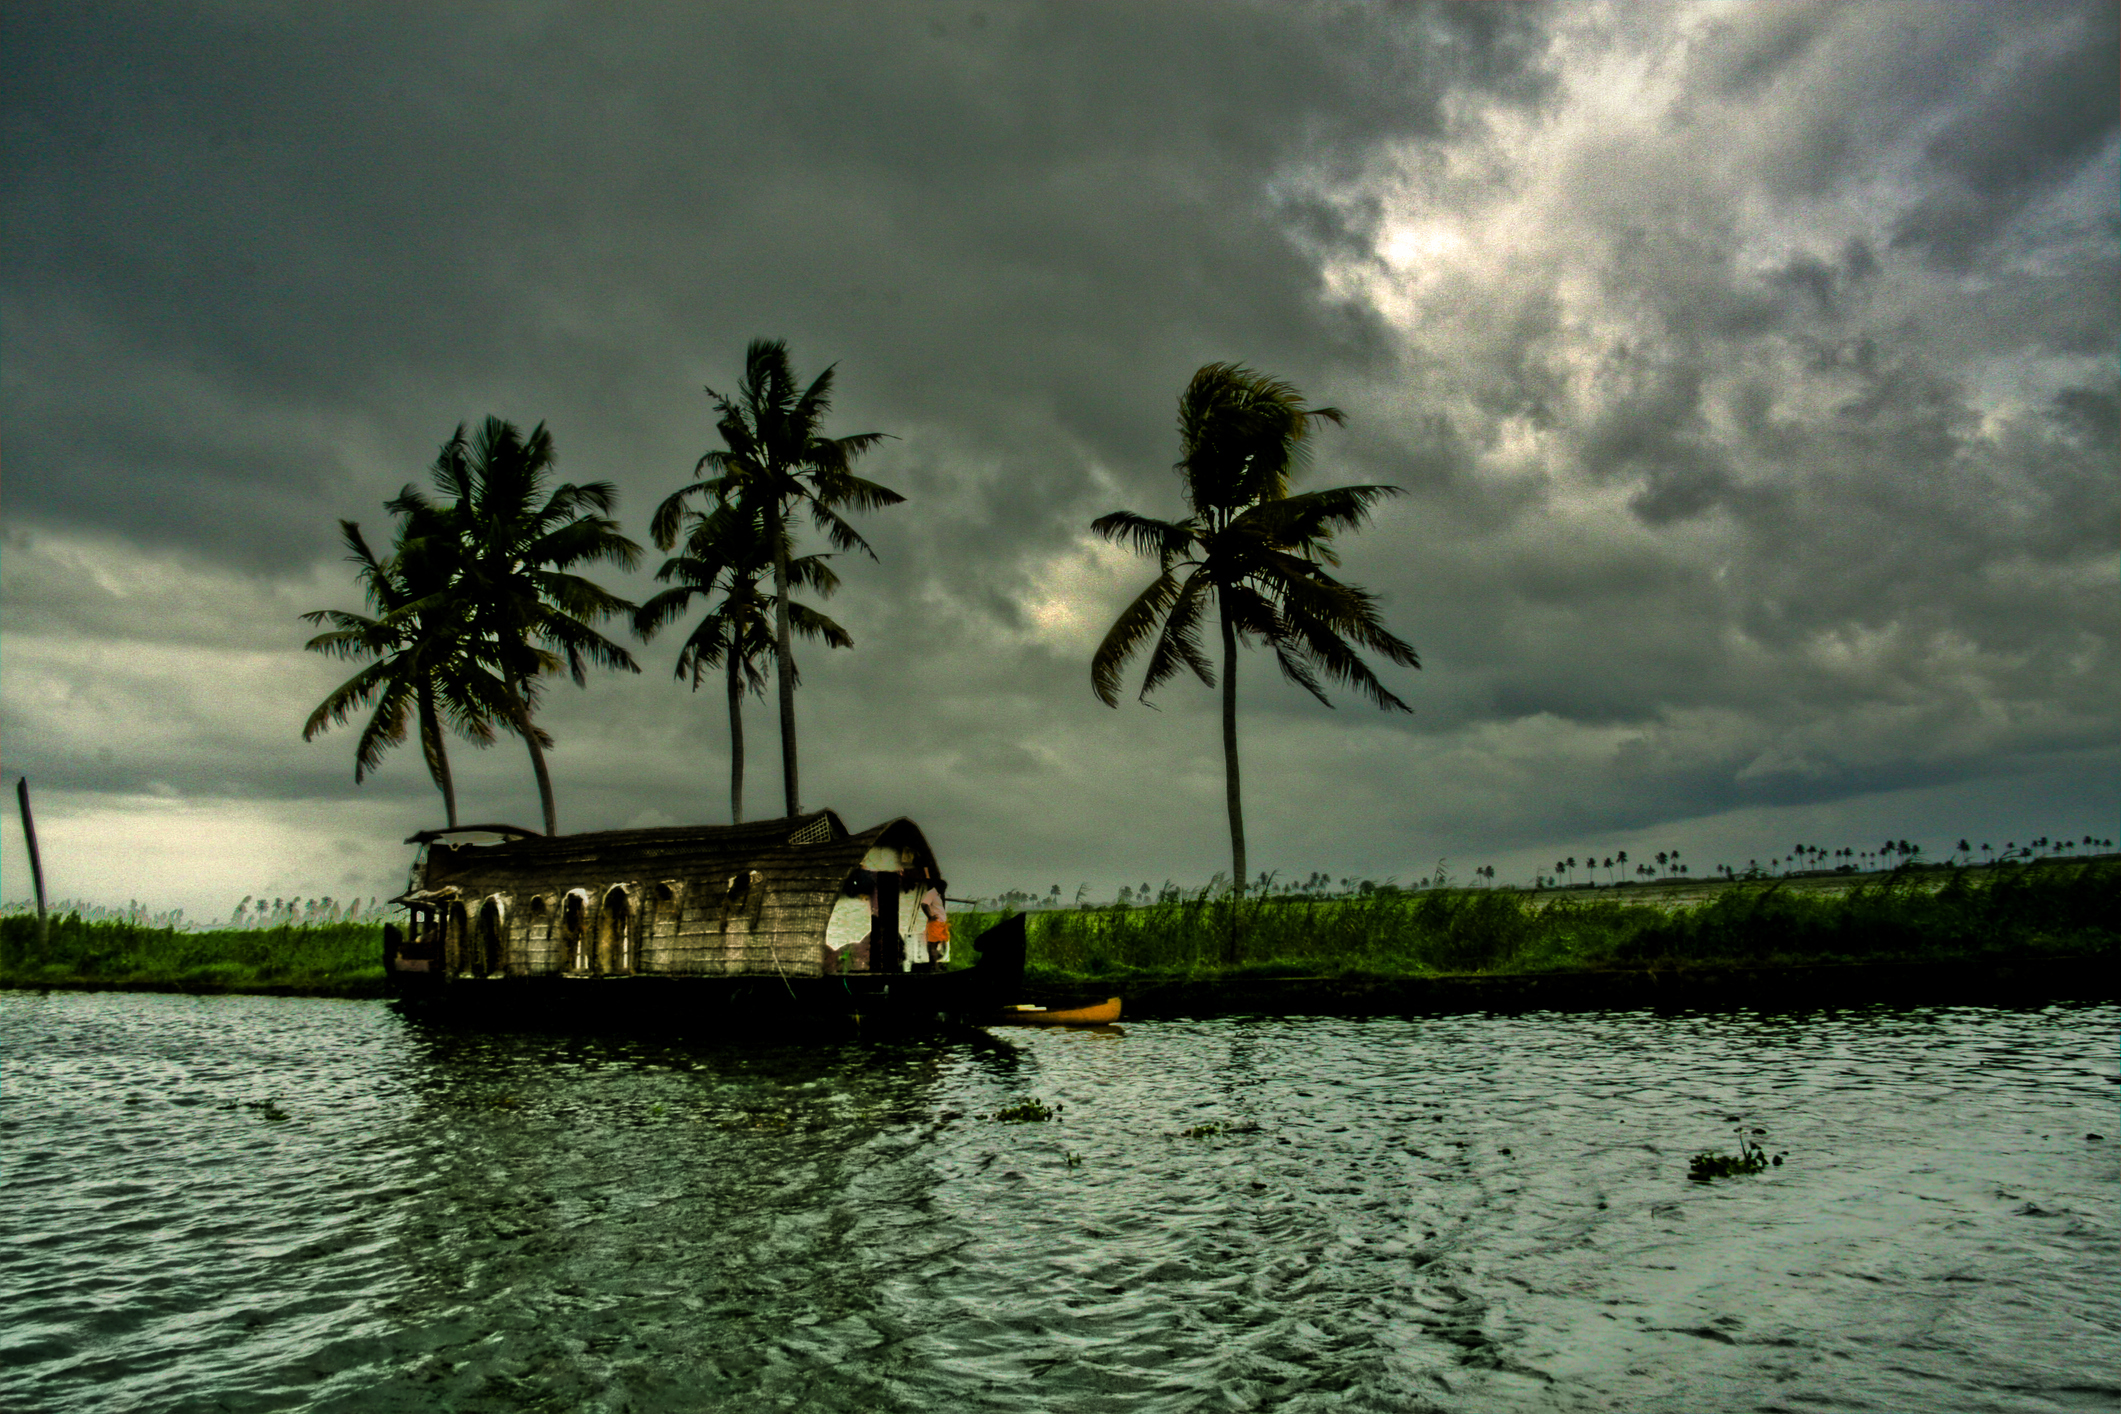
<box><xmin>992</xmin><ymin>996</ymin><xmax>1122</xmax><ymax>1026</ymax></box>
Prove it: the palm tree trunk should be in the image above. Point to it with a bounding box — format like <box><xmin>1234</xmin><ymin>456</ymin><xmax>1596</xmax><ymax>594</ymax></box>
<box><xmin>1219</xmin><ymin>592</ymin><xmax>1245</xmax><ymax>965</ymax></box>
<box><xmin>415</xmin><ymin>683</ymin><xmax>459</xmax><ymax>828</ymax></box>
<box><xmin>770</xmin><ymin>497</ymin><xmax>800</xmax><ymax>817</ymax></box>
<box><xmin>726</xmin><ymin>655</ymin><xmax>745</xmax><ymax>824</ymax></box>
<box><xmin>506</xmin><ymin>670</ymin><xmax>558</xmax><ymax>836</ymax></box>
<box><xmin>16</xmin><ymin>777</ymin><xmax>48</xmax><ymax>951</ymax></box>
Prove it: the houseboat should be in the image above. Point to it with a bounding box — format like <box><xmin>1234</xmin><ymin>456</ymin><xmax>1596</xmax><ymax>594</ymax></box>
<box><xmin>383</xmin><ymin>810</ymin><xmax>1025</xmax><ymax>1027</ymax></box>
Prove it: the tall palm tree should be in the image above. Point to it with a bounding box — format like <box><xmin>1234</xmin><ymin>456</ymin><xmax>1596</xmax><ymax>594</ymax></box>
<box><xmin>393</xmin><ymin>417</ymin><xmax>642</xmax><ymax>836</ymax></box>
<box><xmin>301</xmin><ymin>519</ymin><xmax>528</xmax><ymax>826</ymax></box>
<box><xmin>634</xmin><ymin>502</ymin><xmax>852</xmax><ymax>823</ymax></box>
<box><xmin>1092</xmin><ymin>363</ymin><xmax>1418</xmax><ymax>952</ymax></box>
<box><xmin>653</xmin><ymin>339</ymin><xmax>901</xmax><ymax>816</ymax></box>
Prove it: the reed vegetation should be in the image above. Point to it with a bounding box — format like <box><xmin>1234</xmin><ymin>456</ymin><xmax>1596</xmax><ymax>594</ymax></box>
<box><xmin>952</xmin><ymin>862</ymin><xmax>2118</xmax><ymax>982</ymax></box>
<box><xmin>3</xmin><ymin>861</ymin><xmax>2109</xmax><ymax>996</ymax></box>
<box><xmin>0</xmin><ymin>914</ymin><xmax>384</xmax><ymax>994</ymax></box>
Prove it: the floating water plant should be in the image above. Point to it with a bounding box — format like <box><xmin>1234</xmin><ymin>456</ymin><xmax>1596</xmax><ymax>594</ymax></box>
<box><xmin>1687</xmin><ymin>1149</ymin><xmax>1767</xmax><ymax>1180</ymax></box>
<box><xmin>991</xmin><ymin>1098</ymin><xmax>1060</xmax><ymax>1123</ymax></box>
<box><xmin>1688</xmin><ymin>1122</ymin><xmax>1785</xmax><ymax>1180</ymax></box>
<box><xmin>1179</xmin><ymin>1120</ymin><xmax>1260</xmax><ymax>1138</ymax></box>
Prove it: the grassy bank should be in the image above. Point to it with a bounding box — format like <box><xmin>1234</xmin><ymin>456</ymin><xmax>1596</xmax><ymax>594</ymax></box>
<box><xmin>4</xmin><ymin>862</ymin><xmax>2111</xmax><ymax>999</ymax></box>
<box><xmin>952</xmin><ymin>862</ymin><xmax>2119</xmax><ymax>983</ymax></box>
<box><xmin>0</xmin><ymin>915</ymin><xmax>384</xmax><ymax>995</ymax></box>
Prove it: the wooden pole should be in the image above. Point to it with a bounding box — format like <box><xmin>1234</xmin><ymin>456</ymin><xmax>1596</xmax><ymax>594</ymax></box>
<box><xmin>16</xmin><ymin>777</ymin><xmax>49</xmax><ymax>949</ymax></box>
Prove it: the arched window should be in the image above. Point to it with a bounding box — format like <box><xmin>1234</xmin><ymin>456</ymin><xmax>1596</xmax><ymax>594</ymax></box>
<box><xmin>597</xmin><ymin>886</ymin><xmax>632</xmax><ymax>975</ymax></box>
<box><xmin>561</xmin><ymin>892</ymin><xmax>589</xmax><ymax>971</ymax></box>
<box><xmin>474</xmin><ymin>897</ymin><xmax>506</xmax><ymax>978</ymax></box>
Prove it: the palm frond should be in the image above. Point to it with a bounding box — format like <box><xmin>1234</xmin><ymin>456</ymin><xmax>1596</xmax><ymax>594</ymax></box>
<box><xmin>1136</xmin><ymin>570</ymin><xmax>1217</xmax><ymax>702</ymax></box>
<box><xmin>805</xmin><ymin>500</ymin><xmax>879</xmax><ymax>558</ymax></box>
<box><xmin>529</xmin><ymin>568</ymin><xmax>638</xmax><ymax>625</ymax></box>
<box><xmin>807</xmin><ymin>457</ymin><xmax>902</xmax><ymax>512</ymax></box>
<box><xmin>1091</xmin><ymin>510</ymin><xmax>1195</xmax><ymax>567</ymax></box>
<box><xmin>1269</xmin><ymin>638</ymin><xmax>1332</xmax><ymax>706</ymax></box>
<box><xmin>1244</xmin><ymin>483</ymin><xmax>1402</xmax><ymax>546</ymax></box>
<box><xmin>1272</xmin><ymin>581</ymin><xmax>1417</xmax><ymax>711</ymax></box>
<box><xmin>302</xmin><ymin>660</ymin><xmax>395</xmax><ymax>741</ymax></box>
<box><xmin>786</xmin><ymin>601</ymin><xmax>854</xmax><ymax>651</ymax></box>
<box><xmin>634</xmin><ymin>583</ymin><xmax>704</xmax><ymax>639</ymax></box>
<box><xmin>1274</xmin><ymin>571</ymin><xmax>1421</xmax><ymax>670</ymax></box>
<box><xmin>531</xmin><ymin>610</ymin><xmax>642</xmax><ymax>683</ymax></box>
<box><xmin>1177</xmin><ymin>363</ymin><xmax>1348</xmax><ymax>512</ymax></box>
<box><xmin>1090</xmin><ymin>567</ymin><xmax>1183</xmax><ymax>706</ymax></box>
<box><xmin>348</xmin><ymin>679</ymin><xmax>414</xmax><ymax>782</ymax></box>
<box><xmin>784</xmin><ymin>553</ymin><xmax>841</xmax><ymax>597</ymax></box>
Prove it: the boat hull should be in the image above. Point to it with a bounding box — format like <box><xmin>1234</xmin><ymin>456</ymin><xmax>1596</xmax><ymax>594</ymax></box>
<box><xmin>991</xmin><ymin>996</ymin><xmax>1122</xmax><ymax>1026</ymax></box>
<box><xmin>387</xmin><ymin>914</ymin><xmax>1028</xmax><ymax>1036</ymax></box>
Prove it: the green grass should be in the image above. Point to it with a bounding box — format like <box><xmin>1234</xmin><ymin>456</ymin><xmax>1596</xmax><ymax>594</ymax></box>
<box><xmin>0</xmin><ymin>914</ymin><xmax>385</xmax><ymax>994</ymax></box>
<box><xmin>951</xmin><ymin>861</ymin><xmax>2119</xmax><ymax>983</ymax></box>
<box><xmin>6</xmin><ymin>861</ymin><xmax>2111</xmax><ymax>997</ymax></box>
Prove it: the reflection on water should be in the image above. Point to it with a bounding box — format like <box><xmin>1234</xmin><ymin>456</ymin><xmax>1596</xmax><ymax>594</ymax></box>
<box><xmin>2</xmin><ymin>993</ymin><xmax>2115</xmax><ymax>1412</ymax></box>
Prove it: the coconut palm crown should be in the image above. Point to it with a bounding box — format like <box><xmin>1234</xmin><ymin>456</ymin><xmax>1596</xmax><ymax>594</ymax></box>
<box><xmin>1091</xmin><ymin>363</ymin><xmax>1419</xmax><ymax>945</ymax></box>
<box><xmin>389</xmin><ymin>417</ymin><xmax>641</xmax><ymax>835</ymax></box>
<box><xmin>652</xmin><ymin>339</ymin><xmax>900</xmax><ymax>816</ymax></box>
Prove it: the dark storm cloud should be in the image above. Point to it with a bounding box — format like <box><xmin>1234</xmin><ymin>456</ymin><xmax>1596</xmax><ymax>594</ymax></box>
<box><xmin>1891</xmin><ymin>1</ymin><xmax>2120</xmax><ymax>269</ymax></box>
<box><xmin>2</xmin><ymin>0</ymin><xmax>1552</xmax><ymax>573</ymax></box>
<box><xmin>2</xmin><ymin>2</ymin><xmax>2115</xmax><ymax>914</ymax></box>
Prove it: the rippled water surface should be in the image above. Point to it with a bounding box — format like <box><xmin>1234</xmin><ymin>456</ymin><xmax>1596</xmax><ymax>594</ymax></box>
<box><xmin>2</xmin><ymin>993</ymin><xmax>2115</xmax><ymax>1412</ymax></box>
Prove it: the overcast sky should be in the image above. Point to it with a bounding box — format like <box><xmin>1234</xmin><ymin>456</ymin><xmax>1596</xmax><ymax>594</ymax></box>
<box><xmin>4</xmin><ymin>0</ymin><xmax>2115</xmax><ymax>919</ymax></box>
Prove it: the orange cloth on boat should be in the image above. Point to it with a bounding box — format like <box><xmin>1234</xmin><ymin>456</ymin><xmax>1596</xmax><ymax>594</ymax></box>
<box><xmin>920</xmin><ymin>888</ymin><xmax>949</xmax><ymax>946</ymax></box>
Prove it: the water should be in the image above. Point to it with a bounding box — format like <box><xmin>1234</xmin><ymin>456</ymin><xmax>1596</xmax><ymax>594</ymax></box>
<box><xmin>1</xmin><ymin>993</ymin><xmax>2114</xmax><ymax>1413</ymax></box>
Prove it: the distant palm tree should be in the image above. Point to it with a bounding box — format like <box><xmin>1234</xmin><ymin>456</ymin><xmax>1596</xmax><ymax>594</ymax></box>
<box><xmin>1091</xmin><ymin>364</ymin><xmax>1418</xmax><ymax>951</ymax></box>
<box><xmin>634</xmin><ymin>503</ymin><xmax>851</xmax><ymax>823</ymax></box>
<box><xmin>653</xmin><ymin>339</ymin><xmax>900</xmax><ymax>817</ymax></box>
<box><xmin>302</xmin><ymin>519</ymin><xmax>527</xmax><ymax>827</ymax></box>
<box><xmin>392</xmin><ymin>418</ymin><xmax>641</xmax><ymax>836</ymax></box>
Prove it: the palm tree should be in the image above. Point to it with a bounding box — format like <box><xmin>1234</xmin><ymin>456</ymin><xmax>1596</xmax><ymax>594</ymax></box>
<box><xmin>393</xmin><ymin>418</ymin><xmax>641</xmax><ymax>836</ymax></box>
<box><xmin>1091</xmin><ymin>363</ymin><xmax>1419</xmax><ymax>951</ymax></box>
<box><xmin>653</xmin><ymin>339</ymin><xmax>900</xmax><ymax>817</ymax></box>
<box><xmin>634</xmin><ymin>503</ymin><xmax>852</xmax><ymax>823</ymax></box>
<box><xmin>301</xmin><ymin>519</ymin><xmax>526</xmax><ymax>826</ymax></box>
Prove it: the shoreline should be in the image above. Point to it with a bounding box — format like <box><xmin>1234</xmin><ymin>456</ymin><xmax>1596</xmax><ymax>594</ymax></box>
<box><xmin>6</xmin><ymin>950</ymin><xmax>2112</xmax><ymax>1018</ymax></box>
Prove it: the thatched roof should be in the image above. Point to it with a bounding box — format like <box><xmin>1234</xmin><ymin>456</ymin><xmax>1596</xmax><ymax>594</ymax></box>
<box><xmin>411</xmin><ymin>809</ymin><xmax>934</xmax><ymax>910</ymax></box>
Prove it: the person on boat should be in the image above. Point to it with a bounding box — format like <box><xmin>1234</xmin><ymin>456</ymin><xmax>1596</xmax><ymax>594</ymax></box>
<box><xmin>917</xmin><ymin>875</ymin><xmax>949</xmax><ymax>968</ymax></box>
